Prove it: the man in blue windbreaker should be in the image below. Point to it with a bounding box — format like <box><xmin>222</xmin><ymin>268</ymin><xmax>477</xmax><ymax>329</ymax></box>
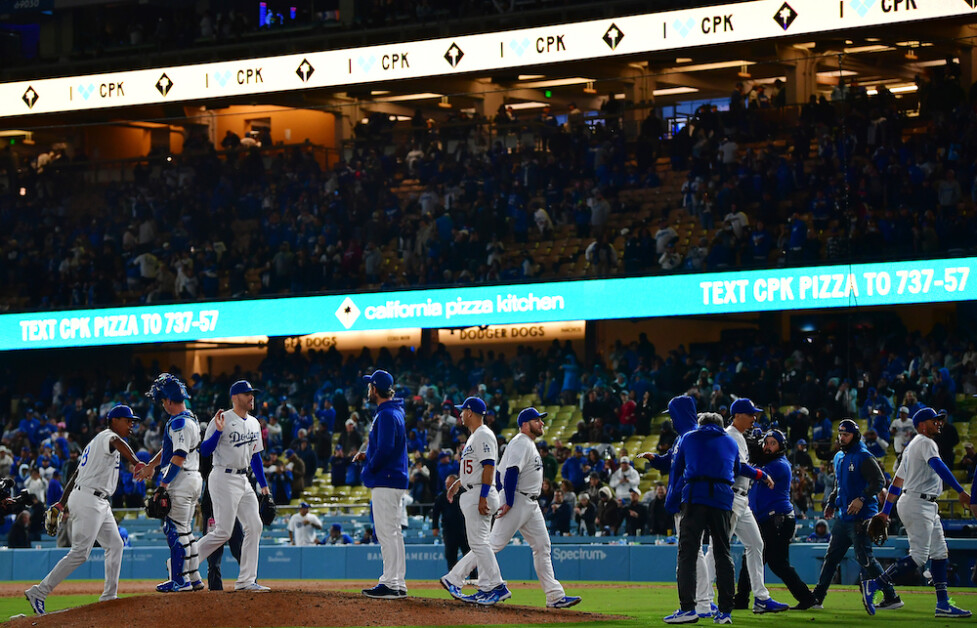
<box><xmin>742</xmin><ymin>429</ymin><xmax>817</xmax><ymax>609</ymax></box>
<box><xmin>355</xmin><ymin>370</ymin><xmax>409</xmax><ymax>599</ymax></box>
<box><xmin>811</xmin><ymin>419</ymin><xmax>900</xmax><ymax>609</ymax></box>
<box><xmin>640</xmin><ymin>395</ymin><xmax>715</xmax><ymax>618</ymax></box>
<box><xmin>662</xmin><ymin>411</ymin><xmax>773</xmax><ymax>625</ymax></box>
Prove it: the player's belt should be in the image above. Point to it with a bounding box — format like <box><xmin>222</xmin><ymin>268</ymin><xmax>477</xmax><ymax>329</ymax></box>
<box><xmin>182</xmin><ymin>468</ymin><xmax>199</xmax><ymax>473</ymax></box>
<box><xmin>221</xmin><ymin>467</ymin><xmax>248</xmax><ymax>475</ymax></box>
<box><xmin>76</xmin><ymin>485</ymin><xmax>109</xmax><ymax>500</ymax></box>
<box><xmin>918</xmin><ymin>493</ymin><xmax>939</xmax><ymax>502</ymax></box>
<box><xmin>519</xmin><ymin>491</ymin><xmax>538</xmax><ymax>501</ymax></box>
<box><xmin>732</xmin><ymin>487</ymin><xmax>750</xmax><ymax>497</ymax></box>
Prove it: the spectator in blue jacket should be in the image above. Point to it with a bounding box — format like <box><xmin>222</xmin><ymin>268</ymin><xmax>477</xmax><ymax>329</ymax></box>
<box><xmin>805</xmin><ymin>519</ymin><xmax>831</xmax><ymax>543</ymax></box>
<box><xmin>355</xmin><ymin>370</ymin><xmax>409</xmax><ymax>600</ymax></box>
<box><xmin>45</xmin><ymin>470</ymin><xmax>63</xmax><ymax>507</ymax></box>
<box><xmin>561</xmin><ymin>446</ymin><xmax>586</xmax><ymax>492</ymax></box>
<box><xmin>319</xmin><ymin>523</ymin><xmax>354</xmax><ymax>545</ymax></box>
<box><xmin>330</xmin><ymin>444</ymin><xmax>349</xmax><ymax>486</ymax></box>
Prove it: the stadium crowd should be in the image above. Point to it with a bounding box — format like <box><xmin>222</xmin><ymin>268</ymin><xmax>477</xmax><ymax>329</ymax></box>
<box><xmin>1</xmin><ymin>59</ymin><xmax>975</xmax><ymax>312</ymax></box>
<box><xmin>0</xmin><ymin>302</ymin><xmax>973</xmax><ymax>544</ymax></box>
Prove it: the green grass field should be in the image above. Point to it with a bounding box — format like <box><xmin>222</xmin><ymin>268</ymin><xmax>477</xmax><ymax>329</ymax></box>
<box><xmin>1</xmin><ymin>583</ymin><xmax>975</xmax><ymax>626</ymax></box>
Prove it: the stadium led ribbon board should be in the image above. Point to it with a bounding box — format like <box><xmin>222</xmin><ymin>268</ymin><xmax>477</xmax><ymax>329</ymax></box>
<box><xmin>1</xmin><ymin>0</ymin><xmax>973</xmax><ymax>117</ymax></box>
<box><xmin>1</xmin><ymin>257</ymin><xmax>975</xmax><ymax>351</ymax></box>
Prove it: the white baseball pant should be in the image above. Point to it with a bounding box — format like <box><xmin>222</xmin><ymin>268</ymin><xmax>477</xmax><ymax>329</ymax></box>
<box><xmin>445</xmin><ymin>489</ymin><xmax>504</xmax><ymax>591</ymax></box>
<box><xmin>704</xmin><ymin>493</ymin><xmax>769</xmax><ymax>601</ymax></box>
<box><xmin>372</xmin><ymin>486</ymin><xmax>408</xmax><ymax>591</ymax></box>
<box><xmin>167</xmin><ymin>471</ymin><xmax>202</xmax><ymax>582</ymax></box>
<box><xmin>196</xmin><ymin>471</ymin><xmax>262</xmax><ymax>587</ymax></box>
<box><xmin>449</xmin><ymin>493</ymin><xmax>564</xmax><ymax>603</ymax></box>
<box><xmin>674</xmin><ymin>512</ymin><xmax>714</xmax><ymax>614</ymax></box>
<box><xmin>37</xmin><ymin>488</ymin><xmax>123</xmax><ymax>602</ymax></box>
<box><xmin>898</xmin><ymin>496</ymin><xmax>948</xmax><ymax>565</ymax></box>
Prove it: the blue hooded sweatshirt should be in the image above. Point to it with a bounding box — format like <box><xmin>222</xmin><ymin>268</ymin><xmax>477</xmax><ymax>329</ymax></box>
<box><xmin>831</xmin><ymin>439</ymin><xmax>881</xmax><ymax>522</ymax></box>
<box><xmin>362</xmin><ymin>398</ymin><xmax>409</xmax><ymax>490</ymax></box>
<box><xmin>673</xmin><ymin>422</ymin><xmax>760</xmax><ymax>511</ymax></box>
<box><xmin>646</xmin><ymin>395</ymin><xmax>698</xmax><ymax>514</ymax></box>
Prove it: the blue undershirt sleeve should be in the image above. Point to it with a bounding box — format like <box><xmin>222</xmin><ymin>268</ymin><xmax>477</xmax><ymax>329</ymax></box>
<box><xmin>929</xmin><ymin>457</ymin><xmax>964</xmax><ymax>493</ymax></box>
<box><xmin>503</xmin><ymin>466</ymin><xmax>519</xmax><ymax>507</ymax></box>
<box><xmin>251</xmin><ymin>452</ymin><xmax>268</xmax><ymax>489</ymax></box>
<box><xmin>199</xmin><ymin>430</ymin><xmax>221</xmax><ymax>456</ymax></box>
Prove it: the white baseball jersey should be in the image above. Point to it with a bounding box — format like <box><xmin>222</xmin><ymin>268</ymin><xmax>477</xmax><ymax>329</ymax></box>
<box><xmin>287</xmin><ymin>513</ymin><xmax>322</xmax><ymax>546</ymax></box>
<box><xmin>206</xmin><ymin>409</ymin><xmax>263</xmax><ymax>468</ymax></box>
<box><xmin>165</xmin><ymin>413</ymin><xmax>201</xmax><ymax>485</ymax></box>
<box><xmin>75</xmin><ymin>429</ymin><xmax>121</xmax><ymax>495</ymax></box>
<box><xmin>459</xmin><ymin>425</ymin><xmax>498</xmax><ymax>488</ymax></box>
<box><xmin>896</xmin><ymin>434</ymin><xmax>942</xmax><ymax>495</ymax></box>
<box><xmin>890</xmin><ymin>417</ymin><xmax>915</xmax><ymax>453</ymax></box>
<box><xmin>499</xmin><ymin>432</ymin><xmax>542</xmax><ymax>496</ymax></box>
<box><xmin>727</xmin><ymin>425</ymin><xmax>751</xmax><ymax>491</ymax></box>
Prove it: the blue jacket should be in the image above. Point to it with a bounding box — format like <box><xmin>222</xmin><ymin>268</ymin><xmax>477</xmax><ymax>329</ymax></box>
<box><xmin>750</xmin><ymin>455</ymin><xmax>793</xmax><ymax>522</ymax></box>
<box><xmin>561</xmin><ymin>455</ymin><xmax>585</xmax><ymax>489</ymax></box>
<box><xmin>673</xmin><ymin>423</ymin><xmax>744</xmax><ymax>511</ymax></box>
<box><xmin>650</xmin><ymin>395</ymin><xmax>699</xmax><ymax>514</ymax></box>
<box><xmin>831</xmin><ymin>440</ymin><xmax>882</xmax><ymax>521</ymax></box>
<box><xmin>362</xmin><ymin>399</ymin><xmax>409</xmax><ymax>490</ymax></box>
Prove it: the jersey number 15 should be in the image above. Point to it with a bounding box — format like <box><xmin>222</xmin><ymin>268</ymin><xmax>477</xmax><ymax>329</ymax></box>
<box><xmin>464</xmin><ymin>459</ymin><xmax>474</xmax><ymax>475</ymax></box>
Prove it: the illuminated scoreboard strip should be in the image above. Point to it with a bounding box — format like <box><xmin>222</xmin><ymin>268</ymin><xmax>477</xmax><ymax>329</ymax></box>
<box><xmin>0</xmin><ymin>257</ymin><xmax>973</xmax><ymax>351</ymax></box>
<box><xmin>0</xmin><ymin>0</ymin><xmax>973</xmax><ymax>118</ymax></box>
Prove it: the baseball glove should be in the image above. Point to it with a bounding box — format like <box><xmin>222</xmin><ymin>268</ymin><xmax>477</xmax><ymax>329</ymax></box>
<box><xmin>258</xmin><ymin>493</ymin><xmax>276</xmax><ymax>526</ymax></box>
<box><xmin>146</xmin><ymin>487</ymin><xmax>171</xmax><ymax>519</ymax></box>
<box><xmin>867</xmin><ymin>513</ymin><xmax>889</xmax><ymax>546</ymax></box>
<box><xmin>44</xmin><ymin>503</ymin><xmax>63</xmax><ymax>536</ymax></box>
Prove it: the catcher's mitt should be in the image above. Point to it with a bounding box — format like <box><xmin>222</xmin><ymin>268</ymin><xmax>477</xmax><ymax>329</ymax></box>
<box><xmin>867</xmin><ymin>513</ymin><xmax>889</xmax><ymax>546</ymax></box>
<box><xmin>146</xmin><ymin>487</ymin><xmax>171</xmax><ymax>519</ymax></box>
<box><xmin>44</xmin><ymin>503</ymin><xmax>63</xmax><ymax>536</ymax></box>
<box><xmin>258</xmin><ymin>493</ymin><xmax>277</xmax><ymax>525</ymax></box>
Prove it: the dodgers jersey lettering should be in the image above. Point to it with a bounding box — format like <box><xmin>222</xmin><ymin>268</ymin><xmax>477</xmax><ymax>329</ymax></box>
<box><xmin>76</xmin><ymin>429</ymin><xmax>121</xmax><ymax>495</ymax></box>
<box><xmin>459</xmin><ymin>425</ymin><xmax>497</xmax><ymax>488</ymax></box>
<box><xmin>897</xmin><ymin>434</ymin><xmax>943</xmax><ymax>495</ymax></box>
<box><xmin>206</xmin><ymin>409</ymin><xmax>263</xmax><ymax>468</ymax></box>
<box><xmin>499</xmin><ymin>432</ymin><xmax>542</xmax><ymax>496</ymax></box>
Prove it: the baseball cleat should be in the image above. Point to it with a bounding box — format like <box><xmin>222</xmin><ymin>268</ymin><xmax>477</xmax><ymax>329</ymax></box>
<box><xmin>697</xmin><ymin>603</ymin><xmax>718</xmax><ymax>618</ymax></box>
<box><xmin>470</xmin><ymin>584</ymin><xmax>511</xmax><ymax>606</ymax></box>
<box><xmin>190</xmin><ymin>579</ymin><xmax>205</xmax><ymax>591</ymax></box>
<box><xmin>859</xmin><ymin>579</ymin><xmax>879</xmax><ymax>616</ymax></box>
<box><xmin>935</xmin><ymin>603</ymin><xmax>972</xmax><ymax>618</ymax></box>
<box><xmin>156</xmin><ymin>580</ymin><xmax>193</xmax><ymax>593</ymax></box>
<box><xmin>663</xmin><ymin>609</ymin><xmax>699</xmax><ymax>623</ymax></box>
<box><xmin>547</xmin><ymin>596</ymin><xmax>582</xmax><ymax>609</ymax></box>
<box><xmin>24</xmin><ymin>585</ymin><xmax>45</xmax><ymax>615</ymax></box>
<box><xmin>753</xmin><ymin>597</ymin><xmax>788</xmax><ymax>614</ymax></box>
<box><xmin>713</xmin><ymin>611</ymin><xmax>732</xmax><ymax>624</ymax></box>
<box><xmin>233</xmin><ymin>583</ymin><xmax>271</xmax><ymax>592</ymax></box>
<box><xmin>440</xmin><ymin>576</ymin><xmax>465</xmax><ymax>600</ymax></box>
<box><xmin>361</xmin><ymin>584</ymin><xmax>404</xmax><ymax>599</ymax></box>
<box><xmin>877</xmin><ymin>595</ymin><xmax>904</xmax><ymax>611</ymax></box>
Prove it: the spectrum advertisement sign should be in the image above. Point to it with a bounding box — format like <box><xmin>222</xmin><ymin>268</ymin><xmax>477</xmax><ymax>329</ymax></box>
<box><xmin>1</xmin><ymin>257</ymin><xmax>974</xmax><ymax>351</ymax></box>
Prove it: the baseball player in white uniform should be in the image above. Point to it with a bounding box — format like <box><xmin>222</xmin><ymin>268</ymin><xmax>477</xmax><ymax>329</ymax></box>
<box><xmin>195</xmin><ymin>380</ymin><xmax>270</xmax><ymax>592</ymax></box>
<box><xmin>703</xmin><ymin>398</ymin><xmax>788</xmax><ymax>614</ymax></box>
<box><xmin>439</xmin><ymin>397</ymin><xmax>510</xmax><ymax>606</ymax></box>
<box><xmin>24</xmin><ymin>405</ymin><xmax>145</xmax><ymax>615</ymax></box>
<box><xmin>288</xmin><ymin>501</ymin><xmax>322</xmax><ymax>546</ymax></box>
<box><xmin>862</xmin><ymin>407</ymin><xmax>972</xmax><ymax>617</ymax></box>
<box><xmin>138</xmin><ymin>373</ymin><xmax>204</xmax><ymax>592</ymax></box>
<box><xmin>445</xmin><ymin>407</ymin><xmax>581</xmax><ymax>608</ymax></box>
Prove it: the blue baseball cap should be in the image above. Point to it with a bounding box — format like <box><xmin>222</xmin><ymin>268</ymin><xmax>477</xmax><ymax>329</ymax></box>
<box><xmin>363</xmin><ymin>370</ymin><xmax>394</xmax><ymax>391</ymax></box>
<box><xmin>299</xmin><ymin>502</ymin><xmax>310</xmax><ymax>509</ymax></box>
<box><xmin>107</xmin><ymin>404</ymin><xmax>139</xmax><ymax>421</ymax></box>
<box><xmin>913</xmin><ymin>407</ymin><xmax>946</xmax><ymax>429</ymax></box>
<box><xmin>517</xmin><ymin>407</ymin><xmax>548</xmax><ymax>426</ymax></box>
<box><xmin>460</xmin><ymin>397</ymin><xmax>487</xmax><ymax>415</ymax></box>
<box><xmin>730</xmin><ymin>398</ymin><xmax>762</xmax><ymax>415</ymax></box>
<box><xmin>764</xmin><ymin>429</ymin><xmax>786</xmax><ymax>448</ymax></box>
<box><xmin>485</xmin><ymin>408</ymin><xmax>496</xmax><ymax>417</ymax></box>
<box><xmin>230</xmin><ymin>380</ymin><xmax>260</xmax><ymax>396</ymax></box>
<box><xmin>331</xmin><ymin>523</ymin><xmax>342</xmax><ymax>532</ymax></box>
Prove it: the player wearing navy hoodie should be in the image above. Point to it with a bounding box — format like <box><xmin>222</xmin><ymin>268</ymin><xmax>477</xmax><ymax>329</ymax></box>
<box><xmin>356</xmin><ymin>370</ymin><xmax>409</xmax><ymax>599</ymax></box>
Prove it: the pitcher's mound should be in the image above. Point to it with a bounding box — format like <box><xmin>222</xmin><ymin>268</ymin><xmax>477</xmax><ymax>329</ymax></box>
<box><xmin>9</xmin><ymin>590</ymin><xmax>617</xmax><ymax>627</ymax></box>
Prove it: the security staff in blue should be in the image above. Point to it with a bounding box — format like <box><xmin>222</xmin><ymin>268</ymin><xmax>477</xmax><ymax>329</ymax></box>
<box><xmin>664</xmin><ymin>412</ymin><xmax>773</xmax><ymax>625</ymax></box>
<box><xmin>355</xmin><ymin>370</ymin><xmax>409</xmax><ymax>599</ymax></box>
<box><xmin>744</xmin><ymin>430</ymin><xmax>817</xmax><ymax>609</ymax></box>
<box><xmin>811</xmin><ymin>419</ymin><xmax>901</xmax><ymax>609</ymax></box>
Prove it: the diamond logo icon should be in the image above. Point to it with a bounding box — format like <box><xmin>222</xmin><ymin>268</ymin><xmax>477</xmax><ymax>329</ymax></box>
<box><xmin>335</xmin><ymin>297</ymin><xmax>361</xmax><ymax>330</ymax></box>
<box><xmin>849</xmin><ymin>0</ymin><xmax>875</xmax><ymax>17</ymax></box>
<box><xmin>78</xmin><ymin>83</ymin><xmax>95</xmax><ymax>100</ymax></box>
<box><xmin>155</xmin><ymin>73</ymin><xmax>173</xmax><ymax>97</ymax></box>
<box><xmin>672</xmin><ymin>17</ymin><xmax>696</xmax><ymax>38</ymax></box>
<box><xmin>603</xmin><ymin>23</ymin><xmax>624</xmax><ymax>50</ymax></box>
<box><xmin>509</xmin><ymin>38</ymin><xmax>530</xmax><ymax>56</ymax></box>
<box><xmin>444</xmin><ymin>42</ymin><xmax>464</xmax><ymax>68</ymax></box>
<box><xmin>296</xmin><ymin>58</ymin><xmax>315</xmax><ymax>82</ymax></box>
<box><xmin>774</xmin><ymin>2</ymin><xmax>797</xmax><ymax>30</ymax></box>
<box><xmin>22</xmin><ymin>86</ymin><xmax>38</xmax><ymax>109</ymax></box>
